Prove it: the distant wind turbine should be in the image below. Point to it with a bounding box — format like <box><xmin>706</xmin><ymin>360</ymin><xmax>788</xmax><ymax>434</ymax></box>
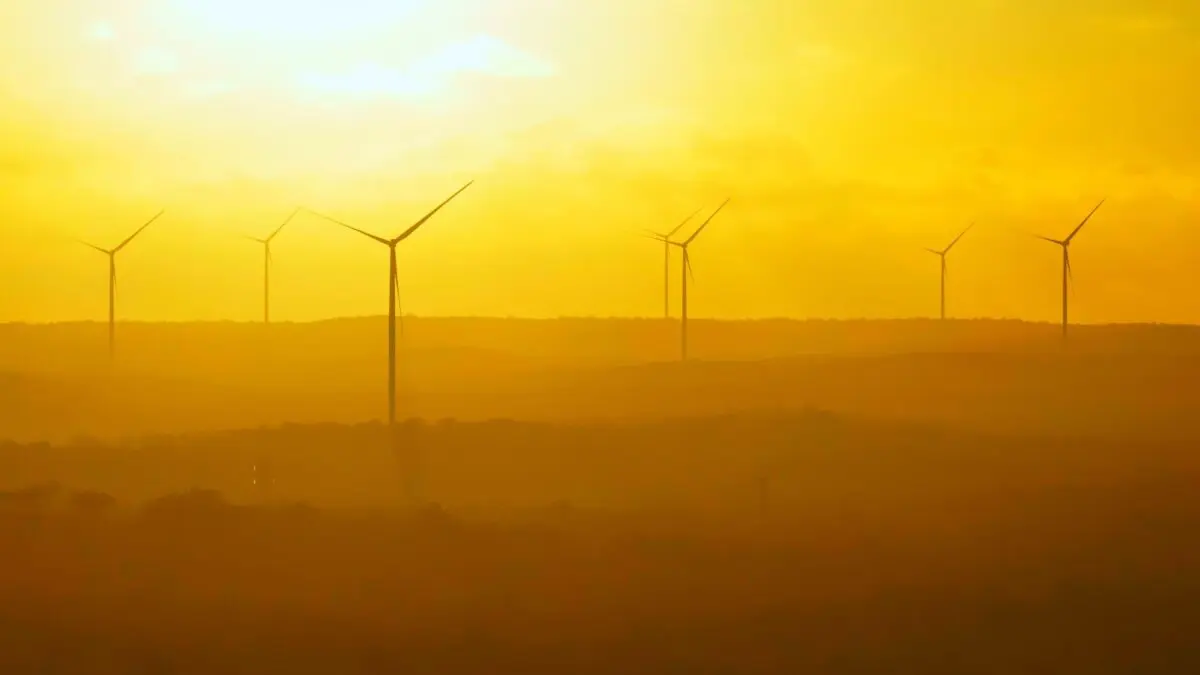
<box><xmin>246</xmin><ymin>208</ymin><xmax>300</xmax><ymax>325</ymax></box>
<box><xmin>925</xmin><ymin>222</ymin><xmax>974</xmax><ymax>320</ymax></box>
<box><xmin>1034</xmin><ymin>199</ymin><xmax>1105</xmax><ymax>339</ymax></box>
<box><xmin>645</xmin><ymin>208</ymin><xmax>703</xmax><ymax>318</ymax></box>
<box><xmin>305</xmin><ymin>181</ymin><xmax>473</xmax><ymax>425</ymax></box>
<box><xmin>670</xmin><ymin>198</ymin><xmax>730</xmax><ymax>361</ymax></box>
<box><xmin>80</xmin><ymin>210</ymin><xmax>166</xmax><ymax>361</ymax></box>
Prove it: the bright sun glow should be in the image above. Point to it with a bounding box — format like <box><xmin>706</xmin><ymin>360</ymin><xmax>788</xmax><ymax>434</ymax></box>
<box><xmin>169</xmin><ymin>0</ymin><xmax>427</xmax><ymax>42</ymax></box>
<box><xmin>96</xmin><ymin>0</ymin><xmax>556</xmax><ymax>103</ymax></box>
<box><xmin>295</xmin><ymin>35</ymin><xmax>555</xmax><ymax>101</ymax></box>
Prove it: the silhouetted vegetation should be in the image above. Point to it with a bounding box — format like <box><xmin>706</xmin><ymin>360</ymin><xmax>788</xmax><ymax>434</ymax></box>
<box><xmin>4</xmin><ymin>319</ymin><xmax>1200</xmax><ymax>671</ymax></box>
<box><xmin>2</xmin><ymin>412</ymin><xmax>1199</xmax><ymax>672</ymax></box>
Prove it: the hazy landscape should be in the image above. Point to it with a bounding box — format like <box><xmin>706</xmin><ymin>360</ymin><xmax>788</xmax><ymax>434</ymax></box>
<box><xmin>4</xmin><ymin>317</ymin><xmax>1200</xmax><ymax>441</ymax></box>
<box><xmin>7</xmin><ymin>0</ymin><xmax>1200</xmax><ymax>670</ymax></box>
<box><xmin>3</xmin><ymin>317</ymin><xmax>1200</xmax><ymax>672</ymax></box>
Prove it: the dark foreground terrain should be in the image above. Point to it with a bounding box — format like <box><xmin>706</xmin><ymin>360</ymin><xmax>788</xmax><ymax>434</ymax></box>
<box><xmin>2</xmin><ymin>413</ymin><xmax>1199</xmax><ymax>673</ymax></box>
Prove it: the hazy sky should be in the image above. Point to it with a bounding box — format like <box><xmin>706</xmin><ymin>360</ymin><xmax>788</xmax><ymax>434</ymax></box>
<box><xmin>2</xmin><ymin>0</ymin><xmax>1198</xmax><ymax>323</ymax></box>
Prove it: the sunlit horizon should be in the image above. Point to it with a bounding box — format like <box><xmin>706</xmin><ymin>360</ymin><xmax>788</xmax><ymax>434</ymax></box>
<box><xmin>3</xmin><ymin>0</ymin><xmax>1198</xmax><ymax>324</ymax></box>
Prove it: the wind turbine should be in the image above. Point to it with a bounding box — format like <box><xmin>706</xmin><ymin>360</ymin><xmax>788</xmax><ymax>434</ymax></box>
<box><xmin>1034</xmin><ymin>199</ymin><xmax>1105</xmax><ymax>339</ymax></box>
<box><xmin>246</xmin><ymin>208</ymin><xmax>300</xmax><ymax>325</ymax></box>
<box><xmin>305</xmin><ymin>181</ymin><xmax>473</xmax><ymax>425</ymax></box>
<box><xmin>925</xmin><ymin>222</ymin><xmax>974</xmax><ymax>320</ymax></box>
<box><xmin>80</xmin><ymin>210</ymin><xmax>166</xmax><ymax>361</ymax></box>
<box><xmin>670</xmin><ymin>198</ymin><xmax>730</xmax><ymax>361</ymax></box>
<box><xmin>645</xmin><ymin>208</ymin><xmax>703</xmax><ymax>318</ymax></box>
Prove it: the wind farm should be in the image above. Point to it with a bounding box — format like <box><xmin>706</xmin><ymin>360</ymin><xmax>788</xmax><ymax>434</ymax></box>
<box><xmin>5</xmin><ymin>2</ymin><xmax>1200</xmax><ymax>673</ymax></box>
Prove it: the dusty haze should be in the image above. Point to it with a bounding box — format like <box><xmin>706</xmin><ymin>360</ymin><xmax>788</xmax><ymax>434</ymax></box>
<box><xmin>5</xmin><ymin>0</ymin><xmax>1200</xmax><ymax>673</ymax></box>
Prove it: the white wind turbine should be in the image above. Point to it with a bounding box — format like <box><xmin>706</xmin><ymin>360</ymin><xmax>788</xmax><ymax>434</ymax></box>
<box><xmin>80</xmin><ymin>210</ymin><xmax>166</xmax><ymax>361</ymax></box>
<box><xmin>645</xmin><ymin>208</ymin><xmax>703</xmax><ymax>318</ymax></box>
<box><xmin>245</xmin><ymin>208</ymin><xmax>300</xmax><ymax>325</ymax></box>
<box><xmin>670</xmin><ymin>198</ymin><xmax>730</xmax><ymax>361</ymax></box>
<box><xmin>1034</xmin><ymin>199</ymin><xmax>1105</xmax><ymax>339</ymax></box>
<box><xmin>924</xmin><ymin>222</ymin><xmax>974</xmax><ymax>320</ymax></box>
<box><xmin>306</xmin><ymin>181</ymin><xmax>473</xmax><ymax>425</ymax></box>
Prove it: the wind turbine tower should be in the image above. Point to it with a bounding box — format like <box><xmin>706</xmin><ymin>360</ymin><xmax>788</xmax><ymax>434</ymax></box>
<box><xmin>670</xmin><ymin>198</ymin><xmax>730</xmax><ymax>361</ymax></box>
<box><xmin>81</xmin><ymin>210</ymin><xmax>166</xmax><ymax>361</ymax></box>
<box><xmin>247</xmin><ymin>208</ymin><xmax>300</xmax><ymax>325</ymax></box>
<box><xmin>1035</xmin><ymin>200</ymin><xmax>1105</xmax><ymax>339</ymax></box>
<box><xmin>306</xmin><ymin>181</ymin><xmax>473</xmax><ymax>425</ymax></box>
<box><xmin>925</xmin><ymin>222</ymin><xmax>974</xmax><ymax>320</ymax></box>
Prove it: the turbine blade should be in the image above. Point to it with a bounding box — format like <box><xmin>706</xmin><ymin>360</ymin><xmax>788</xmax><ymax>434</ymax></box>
<box><xmin>684</xmin><ymin>198</ymin><xmax>731</xmax><ymax>246</ymax></box>
<box><xmin>943</xmin><ymin>221</ymin><xmax>974</xmax><ymax>254</ymax></box>
<box><xmin>1065</xmin><ymin>198</ymin><xmax>1106</xmax><ymax>243</ymax></box>
<box><xmin>266</xmin><ymin>207</ymin><xmax>301</xmax><ymax>242</ymax></box>
<box><xmin>79</xmin><ymin>240</ymin><xmax>110</xmax><ymax>254</ymax></box>
<box><xmin>924</xmin><ymin>247</ymin><xmax>943</xmax><ymax>256</ymax></box>
<box><xmin>685</xmin><ymin>250</ymin><xmax>695</xmax><ymax>283</ymax></box>
<box><xmin>666</xmin><ymin>207</ymin><xmax>704</xmax><ymax>240</ymax></box>
<box><xmin>1066</xmin><ymin>250</ymin><xmax>1073</xmax><ymax>284</ymax></box>
<box><xmin>393</xmin><ymin>180</ymin><xmax>474</xmax><ymax>244</ymax></box>
<box><xmin>113</xmin><ymin>210</ymin><xmax>165</xmax><ymax>253</ymax></box>
<box><xmin>308</xmin><ymin>210</ymin><xmax>389</xmax><ymax>245</ymax></box>
<box><xmin>1007</xmin><ymin>225</ymin><xmax>1060</xmax><ymax>245</ymax></box>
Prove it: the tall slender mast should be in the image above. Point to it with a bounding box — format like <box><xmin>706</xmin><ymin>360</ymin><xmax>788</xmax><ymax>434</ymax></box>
<box><xmin>108</xmin><ymin>254</ymin><xmax>116</xmax><ymax>360</ymax></box>
<box><xmin>264</xmin><ymin>244</ymin><xmax>271</xmax><ymax>325</ymax></box>
<box><xmin>388</xmin><ymin>246</ymin><xmax>398</xmax><ymax>426</ymax></box>
<box><xmin>1061</xmin><ymin>246</ymin><xmax>1069</xmax><ymax>339</ymax></box>
<box><xmin>939</xmin><ymin>256</ymin><xmax>946</xmax><ymax>321</ymax></box>
<box><xmin>663</xmin><ymin>241</ymin><xmax>671</xmax><ymax>319</ymax></box>
<box><xmin>681</xmin><ymin>248</ymin><xmax>690</xmax><ymax>359</ymax></box>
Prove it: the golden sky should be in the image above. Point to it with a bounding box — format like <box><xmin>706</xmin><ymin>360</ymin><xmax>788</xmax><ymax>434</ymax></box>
<box><xmin>2</xmin><ymin>0</ymin><xmax>1198</xmax><ymax>323</ymax></box>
